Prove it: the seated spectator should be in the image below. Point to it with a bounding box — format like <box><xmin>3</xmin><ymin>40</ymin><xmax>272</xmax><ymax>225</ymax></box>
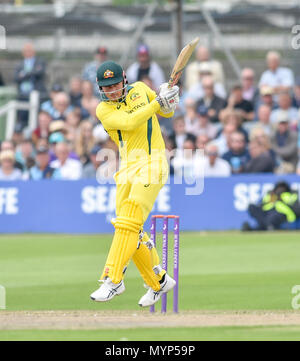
<box><xmin>32</xmin><ymin>111</ymin><xmax>52</xmax><ymax>146</ymax></box>
<box><xmin>0</xmin><ymin>150</ymin><xmax>23</xmax><ymax>180</ymax></box>
<box><xmin>172</xmin><ymin>137</ymin><xmax>199</xmax><ymax>179</ymax></box>
<box><xmin>203</xmin><ymin>143</ymin><xmax>231</xmax><ymax>177</ymax></box>
<box><xmin>50</xmin><ymin>142</ymin><xmax>82</xmax><ymax>180</ymax></box>
<box><xmin>169</xmin><ymin>114</ymin><xmax>195</xmax><ymax>150</ymax></box>
<box><xmin>270</xmin><ymin>92</ymin><xmax>299</xmax><ymax>128</ymax></box>
<box><xmin>270</xmin><ymin>113</ymin><xmax>298</xmax><ymax>173</ymax></box>
<box><xmin>41</xmin><ymin>83</ymin><xmax>64</xmax><ymax>115</ymax></box>
<box><xmin>44</xmin><ymin>92</ymin><xmax>73</xmax><ymax>121</ymax></box>
<box><xmin>48</xmin><ymin>132</ymin><xmax>79</xmax><ymax>163</ymax></box>
<box><xmin>245</xmin><ymin>104</ymin><xmax>273</xmax><ymax>136</ymax></box>
<box><xmin>249</xmin><ymin>127</ymin><xmax>277</xmax><ymax>166</ymax></box>
<box><xmin>29</xmin><ymin>146</ymin><xmax>60</xmax><ymax>180</ymax></box>
<box><xmin>241</xmin><ymin>67</ymin><xmax>259</xmax><ymax>107</ymax></box>
<box><xmin>244</xmin><ymin>139</ymin><xmax>275</xmax><ymax>173</ymax></box>
<box><xmin>192</xmin><ymin>105</ymin><xmax>217</xmax><ymax>139</ymax></box>
<box><xmin>255</xmin><ymin>85</ymin><xmax>278</xmax><ymax>116</ymax></box>
<box><xmin>75</xmin><ymin>121</ymin><xmax>96</xmax><ymax>165</ymax></box>
<box><xmin>223</xmin><ymin>132</ymin><xmax>250</xmax><ymax>174</ymax></box>
<box><xmin>196</xmin><ymin>75</ymin><xmax>227</xmax><ymax>123</ymax></box>
<box><xmin>184</xmin><ymin>98</ymin><xmax>198</xmax><ymax>134</ymax></box>
<box><xmin>0</xmin><ymin>140</ymin><xmax>23</xmax><ymax>171</ymax></box>
<box><xmin>195</xmin><ymin>134</ymin><xmax>210</xmax><ymax>151</ymax></box>
<box><xmin>80</xmin><ymin>80</ymin><xmax>98</xmax><ymax>120</ymax></box>
<box><xmin>185</xmin><ymin>45</ymin><xmax>225</xmax><ymax>89</ymax></box>
<box><xmin>226</xmin><ymin>85</ymin><xmax>254</xmax><ymax>122</ymax></box>
<box><xmin>126</xmin><ymin>44</ymin><xmax>165</xmax><ymax>90</ymax></box>
<box><xmin>69</xmin><ymin>76</ymin><xmax>82</xmax><ymax>107</ymax></box>
<box><xmin>15</xmin><ymin>139</ymin><xmax>35</xmax><ymax>172</ymax></box>
<box><xmin>187</xmin><ymin>64</ymin><xmax>226</xmax><ymax>101</ymax></box>
<box><xmin>259</xmin><ymin>51</ymin><xmax>294</xmax><ymax>95</ymax></box>
<box><xmin>82</xmin><ymin>145</ymin><xmax>102</xmax><ymax>179</ymax></box>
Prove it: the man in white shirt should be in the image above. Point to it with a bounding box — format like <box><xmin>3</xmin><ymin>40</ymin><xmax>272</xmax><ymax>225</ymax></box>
<box><xmin>50</xmin><ymin>142</ymin><xmax>82</xmax><ymax>180</ymax></box>
<box><xmin>126</xmin><ymin>44</ymin><xmax>165</xmax><ymax>91</ymax></box>
<box><xmin>203</xmin><ymin>143</ymin><xmax>231</xmax><ymax>177</ymax></box>
<box><xmin>259</xmin><ymin>51</ymin><xmax>294</xmax><ymax>94</ymax></box>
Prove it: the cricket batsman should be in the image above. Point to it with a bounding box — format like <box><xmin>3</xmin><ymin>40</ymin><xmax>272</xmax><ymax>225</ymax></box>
<box><xmin>90</xmin><ymin>60</ymin><xmax>179</xmax><ymax>307</ymax></box>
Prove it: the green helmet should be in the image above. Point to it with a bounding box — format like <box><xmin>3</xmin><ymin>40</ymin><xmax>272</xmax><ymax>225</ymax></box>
<box><xmin>96</xmin><ymin>61</ymin><xmax>124</xmax><ymax>87</ymax></box>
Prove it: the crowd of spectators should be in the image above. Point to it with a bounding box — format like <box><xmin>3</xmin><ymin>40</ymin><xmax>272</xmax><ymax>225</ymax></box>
<box><xmin>1</xmin><ymin>42</ymin><xmax>300</xmax><ymax>180</ymax></box>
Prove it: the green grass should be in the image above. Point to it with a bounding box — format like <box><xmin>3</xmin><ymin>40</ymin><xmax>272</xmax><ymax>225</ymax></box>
<box><xmin>1</xmin><ymin>232</ymin><xmax>299</xmax><ymax>311</ymax></box>
<box><xmin>1</xmin><ymin>326</ymin><xmax>300</xmax><ymax>341</ymax></box>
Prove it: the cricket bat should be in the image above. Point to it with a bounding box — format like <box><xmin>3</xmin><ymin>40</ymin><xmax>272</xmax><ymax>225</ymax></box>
<box><xmin>168</xmin><ymin>37</ymin><xmax>200</xmax><ymax>88</ymax></box>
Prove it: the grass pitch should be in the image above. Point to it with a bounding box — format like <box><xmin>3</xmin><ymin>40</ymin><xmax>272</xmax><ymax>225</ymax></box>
<box><xmin>0</xmin><ymin>231</ymin><xmax>300</xmax><ymax>340</ymax></box>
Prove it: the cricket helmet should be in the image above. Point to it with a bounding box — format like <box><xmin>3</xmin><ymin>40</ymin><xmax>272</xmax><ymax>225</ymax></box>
<box><xmin>96</xmin><ymin>61</ymin><xmax>124</xmax><ymax>87</ymax></box>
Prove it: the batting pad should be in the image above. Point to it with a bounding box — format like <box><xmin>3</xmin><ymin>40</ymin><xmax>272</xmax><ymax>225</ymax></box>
<box><xmin>100</xmin><ymin>199</ymin><xmax>143</xmax><ymax>284</ymax></box>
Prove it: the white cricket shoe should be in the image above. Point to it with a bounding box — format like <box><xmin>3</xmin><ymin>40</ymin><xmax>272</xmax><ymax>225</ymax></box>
<box><xmin>138</xmin><ymin>273</ymin><xmax>176</xmax><ymax>307</ymax></box>
<box><xmin>90</xmin><ymin>278</ymin><xmax>125</xmax><ymax>302</ymax></box>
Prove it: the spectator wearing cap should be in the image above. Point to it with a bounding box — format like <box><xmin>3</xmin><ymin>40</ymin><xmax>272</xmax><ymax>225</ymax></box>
<box><xmin>270</xmin><ymin>113</ymin><xmax>298</xmax><ymax>173</ymax></box>
<box><xmin>32</xmin><ymin>111</ymin><xmax>52</xmax><ymax>146</ymax></box>
<box><xmin>259</xmin><ymin>51</ymin><xmax>294</xmax><ymax>95</ymax></box>
<box><xmin>202</xmin><ymin>143</ymin><xmax>231</xmax><ymax>177</ymax></box>
<box><xmin>48</xmin><ymin>132</ymin><xmax>80</xmax><ymax>163</ymax></box>
<box><xmin>196</xmin><ymin>75</ymin><xmax>227</xmax><ymax>124</ymax></box>
<box><xmin>126</xmin><ymin>44</ymin><xmax>165</xmax><ymax>90</ymax></box>
<box><xmin>41</xmin><ymin>83</ymin><xmax>64</xmax><ymax>115</ymax></box>
<box><xmin>244</xmin><ymin>138</ymin><xmax>275</xmax><ymax>173</ymax></box>
<box><xmin>270</xmin><ymin>92</ymin><xmax>299</xmax><ymax>128</ymax></box>
<box><xmin>222</xmin><ymin>131</ymin><xmax>250</xmax><ymax>174</ymax></box>
<box><xmin>82</xmin><ymin>145</ymin><xmax>102</xmax><ymax>179</ymax></box>
<box><xmin>50</xmin><ymin>142</ymin><xmax>82</xmax><ymax>180</ymax></box>
<box><xmin>185</xmin><ymin>46</ymin><xmax>225</xmax><ymax>90</ymax></box>
<box><xmin>14</xmin><ymin>43</ymin><xmax>48</xmax><ymax>129</ymax></box>
<box><xmin>82</xmin><ymin>46</ymin><xmax>108</xmax><ymax>96</ymax></box>
<box><xmin>0</xmin><ymin>150</ymin><xmax>23</xmax><ymax>180</ymax></box>
<box><xmin>187</xmin><ymin>67</ymin><xmax>226</xmax><ymax>102</ymax></box>
<box><xmin>254</xmin><ymin>85</ymin><xmax>278</xmax><ymax>117</ymax></box>
<box><xmin>29</xmin><ymin>146</ymin><xmax>60</xmax><ymax>180</ymax></box>
<box><xmin>69</xmin><ymin>76</ymin><xmax>82</xmax><ymax>107</ymax></box>
<box><xmin>192</xmin><ymin>105</ymin><xmax>218</xmax><ymax>139</ymax></box>
<box><xmin>241</xmin><ymin>68</ymin><xmax>259</xmax><ymax>107</ymax></box>
<box><xmin>169</xmin><ymin>114</ymin><xmax>196</xmax><ymax>150</ymax></box>
<box><xmin>226</xmin><ymin>85</ymin><xmax>254</xmax><ymax>122</ymax></box>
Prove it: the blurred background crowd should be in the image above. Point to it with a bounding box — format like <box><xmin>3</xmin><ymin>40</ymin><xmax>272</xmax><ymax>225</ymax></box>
<box><xmin>1</xmin><ymin>0</ymin><xmax>300</xmax><ymax>181</ymax></box>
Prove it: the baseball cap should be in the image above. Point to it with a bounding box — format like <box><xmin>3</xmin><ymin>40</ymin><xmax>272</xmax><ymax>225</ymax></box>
<box><xmin>95</xmin><ymin>46</ymin><xmax>107</xmax><ymax>55</ymax></box>
<box><xmin>49</xmin><ymin>132</ymin><xmax>65</xmax><ymax>144</ymax></box>
<box><xmin>274</xmin><ymin>111</ymin><xmax>289</xmax><ymax>124</ymax></box>
<box><xmin>96</xmin><ymin>61</ymin><xmax>124</xmax><ymax>87</ymax></box>
<box><xmin>260</xmin><ymin>86</ymin><xmax>274</xmax><ymax>96</ymax></box>
<box><xmin>137</xmin><ymin>44</ymin><xmax>149</xmax><ymax>55</ymax></box>
<box><xmin>49</xmin><ymin>120</ymin><xmax>66</xmax><ymax>134</ymax></box>
<box><xmin>36</xmin><ymin>146</ymin><xmax>49</xmax><ymax>154</ymax></box>
<box><xmin>197</xmin><ymin>105</ymin><xmax>208</xmax><ymax>116</ymax></box>
<box><xmin>90</xmin><ymin>145</ymin><xmax>101</xmax><ymax>155</ymax></box>
<box><xmin>198</xmin><ymin>62</ymin><xmax>212</xmax><ymax>73</ymax></box>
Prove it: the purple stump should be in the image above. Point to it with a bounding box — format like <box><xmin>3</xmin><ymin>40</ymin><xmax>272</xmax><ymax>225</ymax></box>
<box><xmin>173</xmin><ymin>217</ymin><xmax>179</xmax><ymax>313</ymax></box>
<box><xmin>161</xmin><ymin>217</ymin><xmax>168</xmax><ymax>313</ymax></box>
<box><xmin>149</xmin><ymin>216</ymin><xmax>156</xmax><ymax>313</ymax></box>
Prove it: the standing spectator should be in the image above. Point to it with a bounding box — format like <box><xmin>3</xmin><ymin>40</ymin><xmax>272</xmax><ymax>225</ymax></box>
<box><xmin>226</xmin><ymin>85</ymin><xmax>254</xmax><ymax>122</ymax></box>
<box><xmin>241</xmin><ymin>68</ymin><xmax>259</xmax><ymax>107</ymax></box>
<box><xmin>31</xmin><ymin>111</ymin><xmax>52</xmax><ymax>145</ymax></box>
<box><xmin>196</xmin><ymin>75</ymin><xmax>227</xmax><ymax>123</ymax></box>
<box><xmin>82</xmin><ymin>46</ymin><xmax>108</xmax><ymax>96</ymax></box>
<box><xmin>259</xmin><ymin>51</ymin><xmax>294</xmax><ymax>95</ymax></box>
<box><xmin>69</xmin><ymin>76</ymin><xmax>82</xmax><ymax>107</ymax></box>
<box><xmin>185</xmin><ymin>45</ymin><xmax>225</xmax><ymax>90</ymax></box>
<box><xmin>29</xmin><ymin>146</ymin><xmax>60</xmax><ymax>180</ymax></box>
<box><xmin>271</xmin><ymin>114</ymin><xmax>298</xmax><ymax>173</ymax></box>
<box><xmin>244</xmin><ymin>139</ymin><xmax>275</xmax><ymax>173</ymax></box>
<box><xmin>187</xmin><ymin>65</ymin><xmax>226</xmax><ymax>101</ymax></box>
<box><xmin>203</xmin><ymin>143</ymin><xmax>231</xmax><ymax>177</ymax></box>
<box><xmin>75</xmin><ymin>121</ymin><xmax>96</xmax><ymax>166</ymax></box>
<box><xmin>14</xmin><ymin>42</ymin><xmax>47</xmax><ymax>128</ymax></box>
<box><xmin>0</xmin><ymin>150</ymin><xmax>23</xmax><ymax>180</ymax></box>
<box><xmin>126</xmin><ymin>44</ymin><xmax>165</xmax><ymax>90</ymax></box>
<box><xmin>50</xmin><ymin>142</ymin><xmax>82</xmax><ymax>180</ymax></box>
<box><xmin>82</xmin><ymin>145</ymin><xmax>102</xmax><ymax>179</ymax></box>
<box><xmin>270</xmin><ymin>92</ymin><xmax>299</xmax><ymax>128</ymax></box>
<box><xmin>222</xmin><ymin>131</ymin><xmax>250</xmax><ymax>174</ymax></box>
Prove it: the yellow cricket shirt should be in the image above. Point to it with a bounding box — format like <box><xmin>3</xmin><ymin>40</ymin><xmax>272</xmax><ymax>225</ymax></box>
<box><xmin>96</xmin><ymin>81</ymin><xmax>174</xmax><ymax>166</ymax></box>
